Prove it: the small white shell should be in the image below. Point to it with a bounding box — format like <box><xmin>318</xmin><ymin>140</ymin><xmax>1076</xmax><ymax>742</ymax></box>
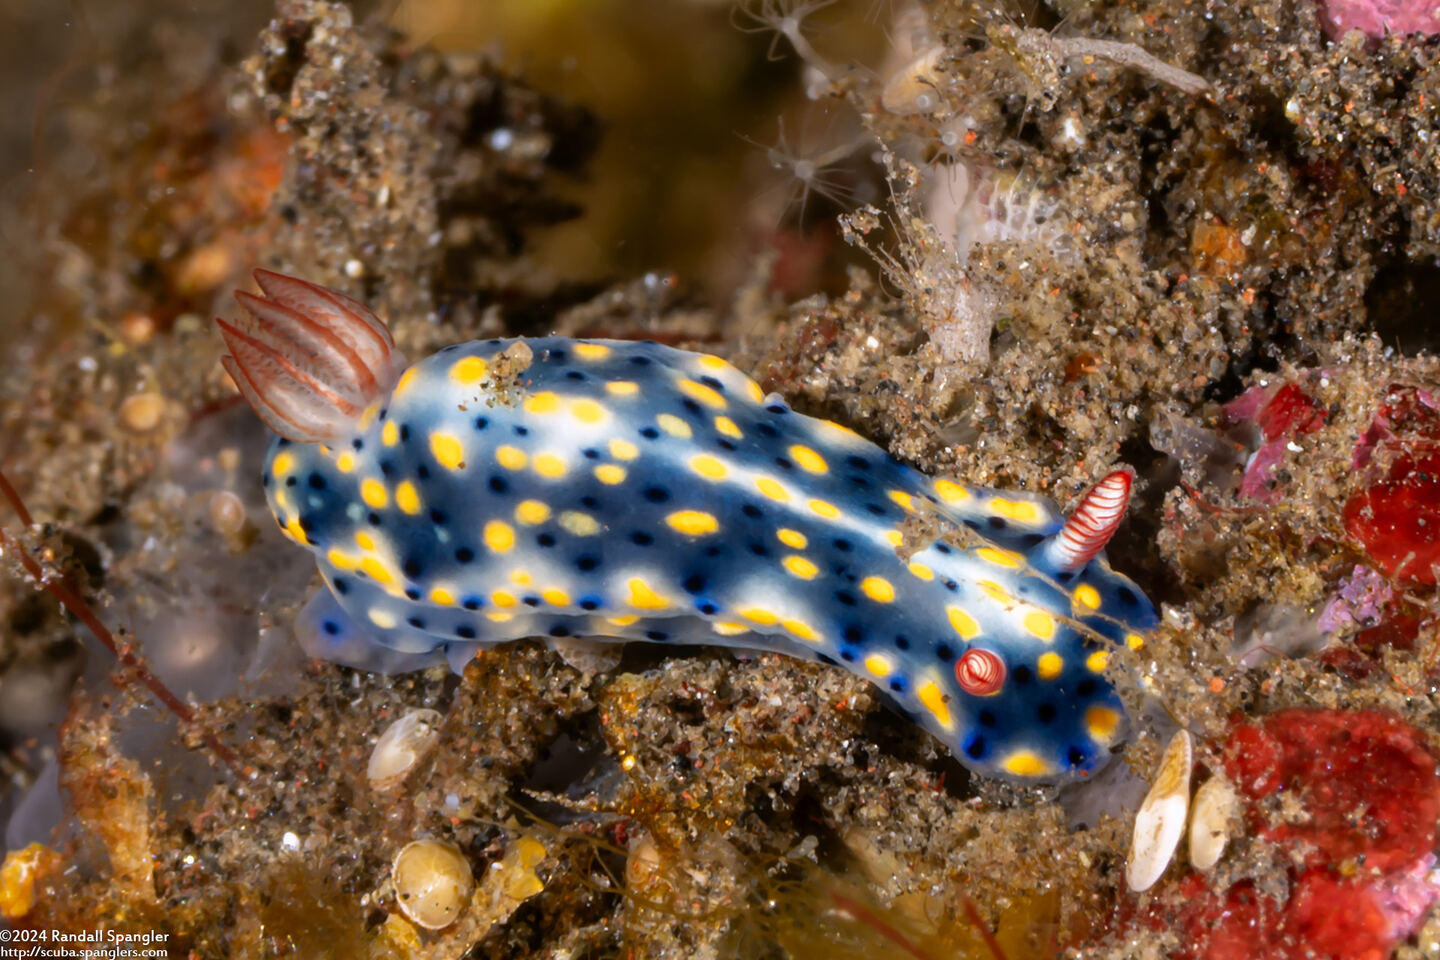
<box><xmin>368</xmin><ymin>709</ymin><xmax>442</xmax><ymax>791</ymax></box>
<box><xmin>1126</xmin><ymin>729</ymin><xmax>1193</xmax><ymax>892</ymax></box>
<box><xmin>1188</xmin><ymin>776</ymin><xmax>1240</xmax><ymax>872</ymax></box>
<box><xmin>392</xmin><ymin>839</ymin><xmax>474</xmax><ymax>931</ymax></box>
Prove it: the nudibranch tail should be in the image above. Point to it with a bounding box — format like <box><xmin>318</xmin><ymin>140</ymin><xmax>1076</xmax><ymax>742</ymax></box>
<box><xmin>1040</xmin><ymin>468</ymin><xmax>1134</xmax><ymax>572</ymax></box>
<box><xmin>216</xmin><ymin>270</ymin><xmax>407</xmax><ymax>443</ymax></box>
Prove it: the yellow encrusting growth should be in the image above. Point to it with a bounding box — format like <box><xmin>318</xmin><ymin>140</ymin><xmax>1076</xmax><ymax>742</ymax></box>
<box><xmin>430</xmin><ymin>433</ymin><xmax>466</xmax><ymax>470</ymax></box>
<box><xmin>484</xmin><ymin>520</ymin><xmax>516</xmax><ymax>553</ymax></box>
<box><xmin>628</xmin><ymin>578</ymin><xmax>670</xmax><ymax>610</ymax></box>
<box><xmin>783</xmin><ymin>556</ymin><xmax>819</xmax><ymax>579</ymax></box>
<box><xmin>667</xmin><ymin>510</ymin><xmax>719</xmax><ymax>536</ymax></box>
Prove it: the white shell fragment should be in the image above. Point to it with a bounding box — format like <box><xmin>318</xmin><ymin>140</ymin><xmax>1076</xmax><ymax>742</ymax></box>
<box><xmin>1126</xmin><ymin>729</ymin><xmax>1193</xmax><ymax>893</ymax></box>
<box><xmin>1188</xmin><ymin>776</ymin><xmax>1240</xmax><ymax>872</ymax></box>
<box><xmin>368</xmin><ymin>709</ymin><xmax>443</xmax><ymax>791</ymax></box>
<box><xmin>392</xmin><ymin>839</ymin><xmax>475</xmax><ymax>930</ymax></box>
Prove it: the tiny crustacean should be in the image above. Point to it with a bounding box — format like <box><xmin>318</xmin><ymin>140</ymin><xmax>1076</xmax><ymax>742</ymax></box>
<box><xmin>216</xmin><ymin>270</ymin><xmax>1156</xmax><ymax>782</ymax></box>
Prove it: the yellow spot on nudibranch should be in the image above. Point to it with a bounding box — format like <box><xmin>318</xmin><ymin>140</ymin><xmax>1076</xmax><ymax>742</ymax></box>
<box><xmin>978</xmin><ymin>580</ymin><xmax>1013</xmax><ymax>605</ymax></box>
<box><xmin>628</xmin><ymin>578</ymin><xmax>669</xmax><ymax>610</ymax></box>
<box><xmin>1023</xmin><ymin>610</ymin><xmax>1056</xmax><ymax>641</ymax></box>
<box><xmin>947</xmin><ymin>606</ymin><xmax>980</xmax><ymax>639</ymax></box>
<box><xmin>667</xmin><ymin>510</ymin><xmax>719</xmax><ymax>536</ymax></box>
<box><xmin>712</xmin><ymin>621</ymin><xmax>748</xmax><ymax>636</ymax></box>
<box><xmin>908</xmin><ymin>561</ymin><xmax>935</xmax><ymax>581</ymax></box>
<box><xmin>783</xmin><ymin>619</ymin><xmax>819</xmax><ymax>642</ymax></box>
<box><xmin>860</xmin><ymin>577</ymin><xmax>895</xmax><ymax>602</ymax></box>
<box><xmin>1086</xmin><ymin>651</ymin><xmax>1110</xmax><ymax>673</ymax></box>
<box><xmin>396</xmin><ymin>481</ymin><xmax>421</xmax><ymax>515</ymax></box>
<box><xmin>450</xmin><ymin>356</ymin><xmax>489</xmax><ymax>384</ymax></box>
<box><xmin>361</xmin><ymin>479</ymin><xmax>389</xmax><ymax>509</ymax></box>
<box><xmin>689</xmin><ymin>454</ymin><xmax>728</xmax><ymax>480</ymax></box>
<box><xmin>594</xmin><ymin>464</ymin><xmax>626</xmax><ymax>485</ymax></box>
<box><xmin>887</xmin><ymin>530</ymin><xmax>904</xmax><ymax>547</ymax></box>
<box><xmin>430</xmin><ymin>433</ymin><xmax>466</xmax><ymax>471</ymax></box>
<box><xmin>361</xmin><ymin>556</ymin><xmax>394</xmax><ymax>585</ymax></box>
<box><xmin>607</xmin><ymin>615</ymin><xmax>639</xmax><ymax>626</ymax></box>
<box><xmin>355</xmin><ymin>531</ymin><xmax>376</xmax><ymax>551</ymax></box>
<box><xmin>335</xmin><ymin>452</ymin><xmax>356</xmax><ymax>473</ymax></box>
<box><xmin>496</xmin><ymin>445</ymin><xmax>527</xmax><ymax>470</ymax></box>
<box><xmin>746</xmin><ymin>379</ymin><xmax>764</xmax><ymax>403</ymax></box>
<box><xmin>991</xmin><ymin>498</ymin><xmax>1040</xmax><ymax>522</ymax></box>
<box><xmin>888</xmin><ymin>490</ymin><xmax>914</xmax><ymax>510</ymax></box>
<box><xmin>491</xmin><ymin>590</ymin><xmax>516</xmax><ymax>608</ymax></box>
<box><xmin>570</xmin><ymin>399</ymin><xmax>606</xmax><ymax>423</ymax></box>
<box><xmin>429</xmin><ymin>587</ymin><xmax>456</xmax><ymax>606</ymax></box>
<box><xmin>515</xmin><ymin>500</ymin><xmax>551</xmax><ymax>525</ymax></box>
<box><xmin>678</xmin><ymin>378</ymin><xmax>727</xmax><ymax>409</ymax></box>
<box><xmin>382</xmin><ymin>421</ymin><xmax>399</xmax><ymax>447</ymax></box>
<box><xmin>741</xmin><ymin>608</ymin><xmax>778</xmax><ymax>625</ymax></box>
<box><xmin>510</xmin><ymin>570</ymin><xmax>532</xmax><ymax>585</ymax></box>
<box><xmin>357</xmin><ymin>403</ymin><xmax>380</xmax><ymax>432</ymax></box>
<box><xmin>933</xmin><ymin>479</ymin><xmax>970</xmax><ymax>502</ymax></box>
<box><xmin>756</xmin><ymin>477</ymin><xmax>789</xmax><ymax>502</ymax></box>
<box><xmin>714</xmin><ymin>416</ymin><xmax>743</xmax><ymax>438</ymax></box>
<box><xmin>369</xmin><ymin>608</ymin><xmax>397</xmax><ymax>629</ymax></box>
<box><xmin>1037</xmin><ymin>652</ymin><xmax>1064</xmax><ymax>680</ymax></box>
<box><xmin>1002</xmin><ymin>752</ymin><xmax>1050</xmax><ymax>777</ymax></box>
<box><xmin>1126</xmin><ymin>633</ymin><xmax>1146</xmax><ymax>650</ymax></box>
<box><xmin>789</xmin><ymin>445</ymin><xmax>828</xmax><ymax>474</ymax></box>
<box><xmin>327</xmin><ymin>549</ymin><xmax>358</xmax><ymax>571</ymax></box>
<box><xmin>777</xmin><ymin>528</ymin><xmax>807</xmax><ymax>549</ymax></box>
<box><xmin>484</xmin><ymin>520</ymin><xmax>515</xmax><ymax>553</ymax></box>
<box><xmin>656</xmin><ymin>414</ymin><xmax>692</xmax><ymax>438</ymax></box>
<box><xmin>609</xmin><ymin>438</ymin><xmax>638</xmax><ymax>460</ymax></box>
<box><xmin>977</xmin><ymin>547</ymin><xmax>1022</xmax><ymax>568</ymax></box>
<box><xmin>574</xmin><ymin>343</ymin><xmax>611</xmax><ymax>360</ymax></box>
<box><xmin>487</xmin><ymin>611</ymin><xmax>513</xmax><ymax>623</ymax></box>
<box><xmin>864</xmin><ymin>655</ymin><xmax>891</xmax><ymax>677</ymax></box>
<box><xmin>272</xmin><ymin>451</ymin><xmax>295</xmax><ymax>476</ymax></box>
<box><xmin>606</xmin><ymin>381</ymin><xmax>639</xmax><ymax>396</ymax></box>
<box><xmin>1086</xmin><ymin>706</ymin><xmax>1121</xmax><ymax>742</ymax></box>
<box><xmin>782</xmin><ymin>556</ymin><xmax>818</xmax><ymax>579</ymax></box>
<box><xmin>392</xmin><ymin>366</ymin><xmax>420</xmax><ymax>398</ymax></box>
<box><xmin>524</xmin><ymin>392</ymin><xmax>562</xmax><ymax>415</ymax></box>
<box><xmin>1074</xmin><ymin>584</ymin><xmax>1101</xmax><ymax>611</ymax></box>
<box><xmin>808</xmin><ymin>499</ymin><xmax>840</xmax><ymax>519</ymax></box>
<box><xmin>559</xmin><ymin>512</ymin><xmax>600</xmax><ymax>536</ymax></box>
<box><xmin>918</xmin><ymin>681</ymin><xmax>953</xmax><ymax>729</ymax></box>
<box><xmin>285</xmin><ymin>517</ymin><xmax>309</xmax><ymax>545</ymax></box>
<box><xmin>542</xmin><ymin>588</ymin><xmax>570</xmax><ymax>606</ymax></box>
<box><xmin>533</xmin><ymin>453</ymin><xmax>566</xmax><ymax>478</ymax></box>
<box><xmin>698</xmin><ymin>354</ymin><xmax>729</xmax><ymax>371</ymax></box>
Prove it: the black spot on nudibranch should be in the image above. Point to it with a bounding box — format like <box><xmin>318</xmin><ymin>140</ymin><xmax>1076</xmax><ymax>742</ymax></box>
<box><xmin>987</xmin><ymin>517</ymin><xmax>1008</xmax><ymax>531</ymax></box>
<box><xmin>1036</xmin><ymin>703</ymin><xmax>1057</xmax><ymax>723</ymax></box>
<box><xmin>978</xmin><ymin>710</ymin><xmax>997</xmax><ymax>727</ymax></box>
<box><xmin>582</xmin><ymin>448</ymin><xmax>599</xmax><ymax>459</ymax></box>
<box><xmin>935</xmin><ymin>543</ymin><xmax>953</xmax><ymax>554</ymax></box>
<box><xmin>566</xmin><ymin>371</ymin><xmax>586</xmax><ymax>381</ymax></box>
<box><xmin>322</xmin><ymin>620</ymin><xmax>341</xmax><ymax>636</ymax></box>
<box><xmin>645</xmin><ymin>630</ymin><xmax>668</xmax><ymax>641</ymax></box>
<box><xmin>833</xmin><ymin>538</ymin><xmax>853</xmax><ymax>552</ymax></box>
<box><xmin>333</xmin><ymin>578</ymin><xmax>350</xmax><ymax>595</ymax></box>
<box><xmin>699</xmin><ymin>375</ymin><xmax>724</xmax><ymax>391</ymax></box>
<box><xmin>513</xmin><ymin>426</ymin><xmax>529</xmax><ymax>437</ymax></box>
<box><xmin>935</xmin><ymin>644</ymin><xmax>954</xmax><ymax>662</ymax></box>
<box><xmin>455</xmin><ymin>625</ymin><xmax>477</xmax><ymax>639</ymax></box>
<box><xmin>430</xmin><ymin>509</ymin><xmax>447</xmax><ymax>524</ymax></box>
<box><xmin>352</xmin><ymin>438</ymin><xmax>364</xmax><ymax>450</ymax></box>
<box><xmin>463</xmin><ymin>598</ymin><xmax>482</xmax><ymax>610</ymax></box>
<box><xmin>682</xmin><ymin>399</ymin><xmax>702</xmax><ymax>416</ymax></box>
<box><xmin>400</xmin><ymin>425</ymin><xmax>410</xmax><ymax>442</ymax></box>
<box><xmin>576</xmin><ymin>555</ymin><xmax>599</xmax><ymax>572</ymax></box>
<box><xmin>766</xmin><ymin>404</ymin><xmax>787</xmax><ymax>414</ymax></box>
<box><xmin>403</xmin><ymin>558</ymin><xmax>423</xmax><ymax>578</ymax></box>
<box><xmin>640</xmin><ymin>427</ymin><xmax>660</xmax><ymax>440</ymax></box>
<box><xmin>550</xmin><ymin>625</ymin><xmax>572</xmax><ymax>637</ymax></box>
<box><xmin>683</xmin><ymin>575</ymin><xmax>706</xmax><ymax>594</ymax></box>
<box><xmin>629</xmin><ymin>355</ymin><xmax>652</xmax><ymax>366</ymax></box>
<box><xmin>845</xmin><ymin>456</ymin><xmax>870</xmax><ymax>470</ymax></box>
<box><xmin>285</xmin><ymin>476</ymin><xmax>297</xmax><ymax>487</ymax></box>
<box><xmin>741</xmin><ymin>504</ymin><xmax>762</xmax><ymax>519</ymax></box>
<box><xmin>894</xmin><ymin>635</ymin><xmax>910</xmax><ymax>650</ymax></box>
<box><xmin>631</xmin><ymin>531</ymin><xmax>654</xmax><ymax>546</ymax></box>
<box><xmin>489</xmin><ymin>476</ymin><xmax>509</xmax><ymax>494</ymax></box>
<box><xmin>537</xmin><ymin>534</ymin><xmax>557</xmax><ymax>547</ymax></box>
<box><xmin>756</xmin><ymin>423</ymin><xmax>779</xmax><ymax>438</ymax></box>
<box><xmin>580</xmin><ymin>496</ymin><xmax>600</xmax><ymax>509</ymax></box>
<box><xmin>965</xmin><ymin>736</ymin><xmax>988</xmax><ymax>760</ymax></box>
<box><xmin>474</xmin><ymin>417</ymin><xmax>489</xmax><ymax>431</ymax></box>
<box><xmin>367</xmin><ymin>512</ymin><xmax>382</xmax><ymax>526</ymax></box>
<box><xmin>1011</xmin><ymin>665</ymin><xmax>1034</xmax><ymax>685</ymax></box>
<box><xmin>407</xmin><ymin>617</ymin><xmax>425</xmax><ymax>629</ymax></box>
<box><xmin>417</xmin><ymin>465</ymin><xmax>431</xmax><ymax>480</ymax></box>
<box><xmin>405</xmin><ymin>588</ymin><xmax>421</xmax><ymax>601</ymax></box>
<box><xmin>522</xmin><ymin>596</ymin><xmax>540</xmax><ymax>607</ymax></box>
<box><xmin>748</xmin><ymin>542</ymin><xmax>769</xmax><ymax>557</ymax></box>
<box><xmin>643</xmin><ymin>486</ymin><xmax>670</xmax><ymax>503</ymax></box>
<box><xmin>455</xmin><ymin>548</ymin><xmax>475</xmax><ymax>563</ymax></box>
<box><xmin>835</xmin><ymin>590</ymin><xmax>857</xmax><ymax>606</ymax></box>
<box><xmin>1076</xmin><ymin>679</ymin><xmax>1098</xmax><ymax>697</ymax></box>
<box><xmin>1067</xmin><ymin>746</ymin><xmax>1088</xmax><ymax>768</ymax></box>
<box><xmin>580</xmin><ymin>597</ymin><xmax>600</xmax><ymax>610</ymax></box>
<box><xmin>1117</xmin><ymin>586</ymin><xmax>1140</xmax><ymax>606</ymax></box>
<box><xmin>380</xmin><ymin>461</ymin><xmax>395</xmax><ymax>478</ymax></box>
<box><xmin>774</xmin><ymin>457</ymin><xmax>793</xmax><ymax>470</ymax></box>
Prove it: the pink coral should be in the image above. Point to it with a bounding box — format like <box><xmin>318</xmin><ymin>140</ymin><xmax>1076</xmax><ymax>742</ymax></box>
<box><xmin>1320</xmin><ymin>0</ymin><xmax>1440</xmax><ymax>40</ymax></box>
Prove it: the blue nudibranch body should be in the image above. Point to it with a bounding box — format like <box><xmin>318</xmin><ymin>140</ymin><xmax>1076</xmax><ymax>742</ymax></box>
<box><xmin>218</xmin><ymin>271</ymin><xmax>1156</xmax><ymax>782</ymax></box>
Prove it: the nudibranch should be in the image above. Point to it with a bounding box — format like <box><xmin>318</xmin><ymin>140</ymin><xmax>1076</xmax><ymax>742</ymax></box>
<box><xmin>217</xmin><ymin>270</ymin><xmax>1156</xmax><ymax>782</ymax></box>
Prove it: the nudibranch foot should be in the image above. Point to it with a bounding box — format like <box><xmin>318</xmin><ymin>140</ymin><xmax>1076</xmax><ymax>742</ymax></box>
<box><xmin>295</xmin><ymin>590</ymin><xmax>449</xmax><ymax>673</ymax></box>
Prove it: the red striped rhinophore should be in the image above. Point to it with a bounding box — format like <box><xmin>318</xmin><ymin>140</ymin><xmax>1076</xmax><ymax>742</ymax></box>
<box><xmin>216</xmin><ymin>270</ymin><xmax>408</xmax><ymax>443</ymax></box>
<box><xmin>955</xmin><ymin>647</ymin><xmax>1006</xmax><ymax>696</ymax></box>
<box><xmin>1040</xmin><ymin>469</ymin><xmax>1134</xmax><ymax>572</ymax></box>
